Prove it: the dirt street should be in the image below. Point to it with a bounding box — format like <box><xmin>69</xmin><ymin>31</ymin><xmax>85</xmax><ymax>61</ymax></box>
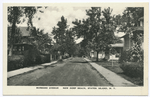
<box><xmin>8</xmin><ymin>57</ymin><xmax>111</xmax><ymax>86</ymax></box>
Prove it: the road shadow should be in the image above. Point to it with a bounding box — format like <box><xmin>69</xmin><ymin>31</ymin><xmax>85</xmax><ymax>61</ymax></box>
<box><xmin>92</xmin><ymin>61</ymin><xmax>104</xmax><ymax>62</ymax></box>
<box><xmin>70</xmin><ymin>61</ymin><xmax>89</xmax><ymax>63</ymax></box>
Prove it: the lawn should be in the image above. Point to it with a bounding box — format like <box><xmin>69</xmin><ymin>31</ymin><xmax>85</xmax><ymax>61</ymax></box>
<box><xmin>89</xmin><ymin>58</ymin><xmax>143</xmax><ymax>86</ymax></box>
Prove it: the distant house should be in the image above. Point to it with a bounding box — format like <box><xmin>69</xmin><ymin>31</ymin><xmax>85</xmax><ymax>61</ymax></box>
<box><xmin>90</xmin><ymin>17</ymin><xmax>144</xmax><ymax>61</ymax></box>
<box><xmin>109</xmin><ymin>43</ymin><xmax>123</xmax><ymax>61</ymax></box>
<box><xmin>90</xmin><ymin>50</ymin><xmax>105</xmax><ymax>59</ymax></box>
<box><xmin>120</xmin><ymin>17</ymin><xmax>144</xmax><ymax>51</ymax></box>
<box><xmin>90</xmin><ymin>43</ymin><xmax>123</xmax><ymax>61</ymax></box>
<box><xmin>8</xmin><ymin>27</ymin><xmax>36</xmax><ymax>55</ymax></box>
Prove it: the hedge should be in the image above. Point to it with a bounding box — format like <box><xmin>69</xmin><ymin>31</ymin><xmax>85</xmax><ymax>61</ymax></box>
<box><xmin>8</xmin><ymin>55</ymin><xmax>24</xmax><ymax>71</ymax></box>
<box><xmin>8</xmin><ymin>49</ymin><xmax>50</xmax><ymax>71</ymax></box>
<box><xmin>120</xmin><ymin>62</ymin><xmax>143</xmax><ymax>79</ymax></box>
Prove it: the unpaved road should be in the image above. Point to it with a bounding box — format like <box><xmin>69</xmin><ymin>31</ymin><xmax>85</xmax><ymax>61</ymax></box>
<box><xmin>8</xmin><ymin>57</ymin><xmax>111</xmax><ymax>86</ymax></box>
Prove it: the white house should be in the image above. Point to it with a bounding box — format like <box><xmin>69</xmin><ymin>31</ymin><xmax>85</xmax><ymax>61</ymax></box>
<box><xmin>90</xmin><ymin>43</ymin><xmax>123</xmax><ymax>61</ymax></box>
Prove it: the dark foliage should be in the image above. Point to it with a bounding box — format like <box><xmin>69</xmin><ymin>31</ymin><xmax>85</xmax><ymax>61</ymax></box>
<box><xmin>8</xmin><ymin>48</ymin><xmax>51</xmax><ymax>71</ymax></box>
<box><xmin>23</xmin><ymin>48</ymin><xmax>41</xmax><ymax>66</ymax></box>
<box><xmin>40</xmin><ymin>54</ymin><xmax>50</xmax><ymax>63</ymax></box>
<box><xmin>8</xmin><ymin>55</ymin><xmax>24</xmax><ymax>71</ymax></box>
<box><xmin>120</xmin><ymin>62</ymin><xmax>143</xmax><ymax>79</ymax></box>
<box><xmin>119</xmin><ymin>49</ymin><xmax>143</xmax><ymax>63</ymax></box>
<box><xmin>119</xmin><ymin>50</ymin><xmax>131</xmax><ymax>63</ymax></box>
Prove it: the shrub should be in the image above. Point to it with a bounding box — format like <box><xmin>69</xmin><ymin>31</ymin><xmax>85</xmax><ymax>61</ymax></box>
<box><xmin>119</xmin><ymin>50</ymin><xmax>131</xmax><ymax>63</ymax></box>
<box><xmin>119</xmin><ymin>49</ymin><xmax>143</xmax><ymax>63</ymax></box>
<box><xmin>8</xmin><ymin>47</ymin><xmax>43</xmax><ymax>71</ymax></box>
<box><xmin>8</xmin><ymin>55</ymin><xmax>24</xmax><ymax>71</ymax></box>
<box><xmin>23</xmin><ymin>48</ymin><xmax>42</xmax><ymax>66</ymax></box>
<box><xmin>23</xmin><ymin>50</ymin><xmax>33</xmax><ymax>66</ymax></box>
<box><xmin>120</xmin><ymin>62</ymin><xmax>143</xmax><ymax>79</ymax></box>
<box><xmin>40</xmin><ymin>54</ymin><xmax>50</xmax><ymax>63</ymax></box>
<box><xmin>40</xmin><ymin>55</ymin><xmax>46</xmax><ymax>63</ymax></box>
<box><xmin>129</xmin><ymin>45</ymin><xmax>143</xmax><ymax>62</ymax></box>
<box><xmin>119</xmin><ymin>44</ymin><xmax>143</xmax><ymax>63</ymax></box>
<box><xmin>8</xmin><ymin>47</ymin><xmax>53</xmax><ymax>71</ymax></box>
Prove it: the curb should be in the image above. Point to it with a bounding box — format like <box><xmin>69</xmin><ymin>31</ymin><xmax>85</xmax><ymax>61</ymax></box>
<box><xmin>7</xmin><ymin>60</ymin><xmax>58</xmax><ymax>78</ymax></box>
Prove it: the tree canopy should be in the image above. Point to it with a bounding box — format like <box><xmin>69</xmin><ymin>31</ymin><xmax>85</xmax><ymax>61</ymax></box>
<box><xmin>72</xmin><ymin>7</ymin><xmax>117</xmax><ymax>61</ymax></box>
<box><xmin>52</xmin><ymin>16</ymin><xmax>76</xmax><ymax>57</ymax></box>
<box><xmin>7</xmin><ymin>7</ymin><xmax>50</xmax><ymax>56</ymax></box>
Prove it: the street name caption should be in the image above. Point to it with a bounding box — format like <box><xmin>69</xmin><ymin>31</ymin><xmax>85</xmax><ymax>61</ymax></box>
<box><xmin>36</xmin><ymin>87</ymin><xmax>116</xmax><ymax>90</ymax></box>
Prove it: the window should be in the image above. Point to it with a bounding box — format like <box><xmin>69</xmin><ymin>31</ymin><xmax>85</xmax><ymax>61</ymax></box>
<box><xmin>22</xmin><ymin>46</ymin><xmax>24</xmax><ymax>51</ymax></box>
<box><xmin>19</xmin><ymin>46</ymin><xmax>21</xmax><ymax>51</ymax></box>
<box><xmin>13</xmin><ymin>46</ymin><xmax>17</xmax><ymax>51</ymax></box>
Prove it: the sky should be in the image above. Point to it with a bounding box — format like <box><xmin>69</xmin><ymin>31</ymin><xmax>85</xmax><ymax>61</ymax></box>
<box><xmin>17</xmin><ymin>6</ymin><xmax>127</xmax><ymax>43</ymax></box>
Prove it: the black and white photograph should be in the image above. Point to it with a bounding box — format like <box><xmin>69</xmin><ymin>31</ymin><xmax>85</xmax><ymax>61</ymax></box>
<box><xmin>3</xmin><ymin>3</ymin><xmax>149</xmax><ymax>95</ymax></box>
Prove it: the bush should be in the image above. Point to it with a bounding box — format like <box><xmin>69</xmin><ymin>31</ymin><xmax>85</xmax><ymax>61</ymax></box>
<box><xmin>119</xmin><ymin>49</ymin><xmax>143</xmax><ymax>63</ymax></box>
<box><xmin>119</xmin><ymin>45</ymin><xmax>143</xmax><ymax>63</ymax></box>
<box><xmin>8</xmin><ymin>48</ymin><xmax>42</xmax><ymax>71</ymax></box>
<box><xmin>23</xmin><ymin>48</ymin><xmax>42</xmax><ymax>66</ymax></box>
<box><xmin>120</xmin><ymin>62</ymin><xmax>143</xmax><ymax>79</ymax></box>
<box><xmin>119</xmin><ymin>50</ymin><xmax>131</xmax><ymax>63</ymax></box>
<box><xmin>8</xmin><ymin>47</ymin><xmax>52</xmax><ymax>71</ymax></box>
<box><xmin>130</xmin><ymin>46</ymin><xmax>143</xmax><ymax>62</ymax></box>
<box><xmin>8</xmin><ymin>55</ymin><xmax>24</xmax><ymax>71</ymax></box>
<box><xmin>40</xmin><ymin>54</ymin><xmax>50</xmax><ymax>63</ymax></box>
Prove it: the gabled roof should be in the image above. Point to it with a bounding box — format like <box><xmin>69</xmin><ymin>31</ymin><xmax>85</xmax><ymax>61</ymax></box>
<box><xmin>119</xmin><ymin>26</ymin><xmax>143</xmax><ymax>38</ymax></box>
<box><xmin>8</xmin><ymin>26</ymin><xmax>36</xmax><ymax>37</ymax></box>
<box><xmin>18</xmin><ymin>27</ymin><xmax>36</xmax><ymax>37</ymax></box>
<box><xmin>131</xmin><ymin>26</ymin><xmax>143</xmax><ymax>32</ymax></box>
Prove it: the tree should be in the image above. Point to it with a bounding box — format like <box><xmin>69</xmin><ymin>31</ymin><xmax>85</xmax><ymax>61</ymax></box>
<box><xmin>7</xmin><ymin>7</ymin><xmax>47</xmax><ymax>56</ymax></box>
<box><xmin>73</xmin><ymin>7</ymin><xmax>117</xmax><ymax>61</ymax></box>
<box><xmin>86</xmin><ymin>7</ymin><xmax>105</xmax><ymax>61</ymax></box>
<box><xmin>52</xmin><ymin>16</ymin><xmax>78</xmax><ymax>58</ymax></box>
<box><xmin>101</xmin><ymin>7</ymin><xmax>117</xmax><ymax>60</ymax></box>
<box><xmin>52</xmin><ymin>16</ymin><xmax>68</xmax><ymax>59</ymax></box>
<box><xmin>72</xmin><ymin>15</ymin><xmax>93</xmax><ymax>56</ymax></box>
<box><xmin>33</xmin><ymin>29</ymin><xmax>52</xmax><ymax>53</ymax></box>
<box><xmin>118</xmin><ymin>7</ymin><xmax>144</xmax><ymax>62</ymax></box>
<box><xmin>117</xmin><ymin>7</ymin><xmax>144</xmax><ymax>32</ymax></box>
<box><xmin>8</xmin><ymin>7</ymin><xmax>22</xmax><ymax>56</ymax></box>
<box><xmin>64</xmin><ymin>29</ymin><xmax>76</xmax><ymax>56</ymax></box>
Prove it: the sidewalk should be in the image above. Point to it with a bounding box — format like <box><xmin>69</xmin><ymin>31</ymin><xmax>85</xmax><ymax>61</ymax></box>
<box><xmin>7</xmin><ymin>60</ymin><xmax>57</xmax><ymax>78</ymax></box>
<box><xmin>84</xmin><ymin>58</ymin><xmax>136</xmax><ymax>86</ymax></box>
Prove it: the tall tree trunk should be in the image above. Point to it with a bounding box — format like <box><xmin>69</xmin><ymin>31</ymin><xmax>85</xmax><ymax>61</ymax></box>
<box><xmin>104</xmin><ymin>47</ymin><xmax>110</xmax><ymax>61</ymax></box>
<box><xmin>96</xmin><ymin>51</ymin><xmax>99</xmax><ymax>62</ymax></box>
<box><xmin>50</xmin><ymin>54</ymin><xmax>52</xmax><ymax>62</ymax></box>
<box><xmin>8</xmin><ymin>45</ymin><xmax>13</xmax><ymax>56</ymax></box>
<box><xmin>104</xmin><ymin>51</ymin><xmax>110</xmax><ymax>60</ymax></box>
<box><xmin>8</xmin><ymin>7</ymin><xmax>18</xmax><ymax>56</ymax></box>
<box><xmin>8</xmin><ymin>21</ymin><xmax>16</xmax><ymax>56</ymax></box>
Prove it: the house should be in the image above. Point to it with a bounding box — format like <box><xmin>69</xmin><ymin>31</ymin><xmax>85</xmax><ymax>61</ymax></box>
<box><xmin>12</xmin><ymin>43</ymin><xmax>33</xmax><ymax>55</ymax></box>
<box><xmin>8</xmin><ymin>27</ymin><xmax>36</xmax><ymax>55</ymax></box>
<box><xmin>109</xmin><ymin>43</ymin><xmax>123</xmax><ymax>61</ymax></box>
<box><xmin>90</xmin><ymin>42</ymin><xmax>123</xmax><ymax>61</ymax></box>
<box><xmin>90</xmin><ymin>17</ymin><xmax>144</xmax><ymax>61</ymax></box>
<box><xmin>90</xmin><ymin>50</ymin><xmax>105</xmax><ymax>59</ymax></box>
<box><xmin>120</xmin><ymin>17</ymin><xmax>144</xmax><ymax>51</ymax></box>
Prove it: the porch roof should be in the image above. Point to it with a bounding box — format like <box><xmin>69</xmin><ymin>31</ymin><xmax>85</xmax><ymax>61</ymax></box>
<box><xmin>138</xmin><ymin>17</ymin><xmax>144</xmax><ymax>21</ymax></box>
<box><xmin>111</xmin><ymin>43</ymin><xmax>123</xmax><ymax>47</ymax></box>
<box><xmin>120</xmin><ymin>26</ymin><xmax>143</xmax><ymax>38</ymax></box>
